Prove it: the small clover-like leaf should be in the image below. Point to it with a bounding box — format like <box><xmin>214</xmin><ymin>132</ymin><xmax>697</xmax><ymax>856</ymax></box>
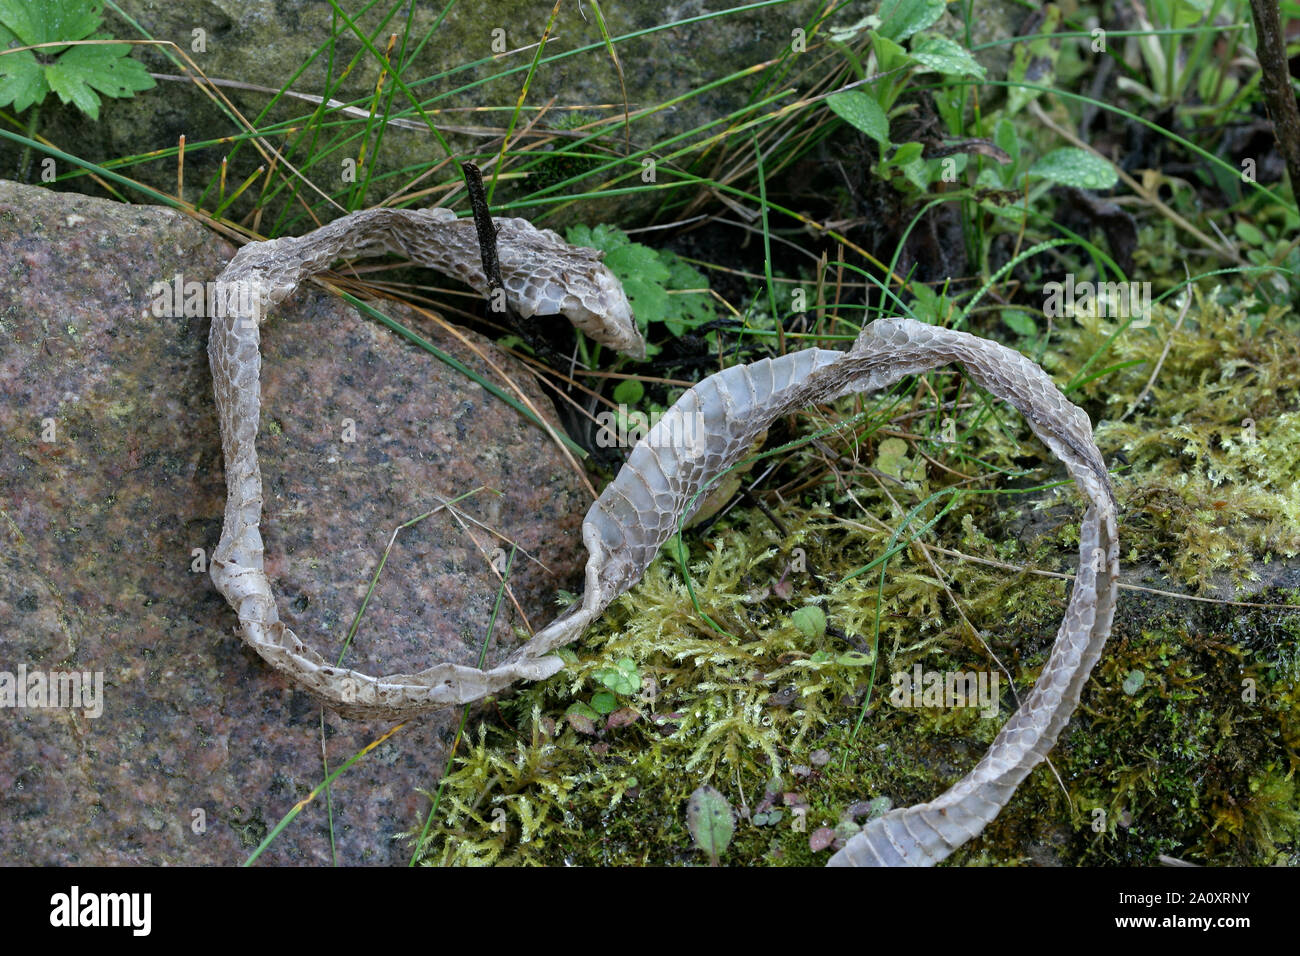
<box><xmin>1122</xmin><ymin>670</ymin><xmax>1146</xmax><ymax>695</ymax></box>
<box><xmin>612</xmin><ymin>378</ymin><xmax>644</xmax><ymax>405</ymax></box>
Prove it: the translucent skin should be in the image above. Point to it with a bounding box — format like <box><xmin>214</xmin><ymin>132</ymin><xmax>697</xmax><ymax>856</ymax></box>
<box><xmin>209</xmin><ymin>209</ymin><xmax>1117</xmax><ymax>865</ymax></box>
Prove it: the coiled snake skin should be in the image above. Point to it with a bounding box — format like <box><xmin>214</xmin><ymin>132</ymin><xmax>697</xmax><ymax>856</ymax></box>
<box><xmin>208</xmin><ymin>207</ymin><xmax>1119</xmax><ymax>866</ymax></box>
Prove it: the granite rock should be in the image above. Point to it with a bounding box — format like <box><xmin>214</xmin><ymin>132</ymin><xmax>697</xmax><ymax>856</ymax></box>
<box><xmin>0</xmin><ymin>179</ymin><xmax>588</xmax><ymax>864</ymax></box>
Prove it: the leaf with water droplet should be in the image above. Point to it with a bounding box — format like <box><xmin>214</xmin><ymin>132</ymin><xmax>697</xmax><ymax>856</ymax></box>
<box><xmin>827</xmin><ymin>91</ymin><xmax>890</xmax><ymax>146</ymax></box>
<box><xmin>686</xmin><ymin>785</ymin><xmax>734</xmax><ymax>865</ymax></box>
<box><xmin>1029</xmin><ymin>148</ymin><xmax>1117</xmax><ymax>190</ymax></box>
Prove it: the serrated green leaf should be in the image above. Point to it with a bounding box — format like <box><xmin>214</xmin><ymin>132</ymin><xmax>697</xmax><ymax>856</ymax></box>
<box><xmin>827</xmin><ymin>90</ymin><xmax>889</xmax><ymax>145</ymax></box>
<box><xmin>564</xmin><ymin>223</ymin><xmax>596</xmax><ymax>248</ymax></box>
<box><xmin>605</xmin><ymin>242</ymin><xmax>670</xmax><ymax>284</ymax></box>
<box><xmin>0</xmin><ymin>45</ymin><xmax>49</xmax><ymax>113</ymax></box>
<box><xmin>1029</xmin><ymin>147</ymin><xmax>1117</xmax><ymax>190</ymax></box>
<box><xmin>0</xmin><ymin>0</ymin><xmax>101</xmax><ymax>49</ymax></box>
<box><xmin>876</xmin><ymin>0</ymin><xmax>944</xmax><ymax>42</ymax></box>
<box><xmin>0</xmin><ymin>3</ymin><xmax>152</xmax><ymax>119</ymax></box>
<box><xmin>566</xmin><ymin>221</ymin><xmax>628</xmax><ymax>254</ymax></box>
<box><xmin>622</xmin><ymin>275</ymin><xmax>670</xmax><ymax>324</ymax></box>
<box><xmin>910</xmin><ymin>33</ymin><xmax>986</xmax><ymax>79</ymax></box>
<box><xmin>568</xmin><ymin>224</ymin><xmax>713</xmax><ymax>336</ymax></box>
<box><xmin>58</xmin><ymin>39</ymin><xmax>154</xmax><ymax>96</ymax></box>
<box><xmin>686</xmin><ymin>785</ymin><xmax>734</xmax><ymax>863</ymax></box>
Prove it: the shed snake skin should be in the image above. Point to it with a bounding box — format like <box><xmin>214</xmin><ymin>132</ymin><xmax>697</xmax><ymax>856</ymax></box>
<box><xmin>207</xmin><ymin>207</ymin><xmax>1119</xmax><ymax>866</ymax></box>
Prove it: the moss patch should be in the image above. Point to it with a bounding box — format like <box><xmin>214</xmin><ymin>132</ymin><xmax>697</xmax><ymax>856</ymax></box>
<box><xmin>408</xmin><ymin>294</ymin><xmax>1300</xmax><ymax>866</ymax></box>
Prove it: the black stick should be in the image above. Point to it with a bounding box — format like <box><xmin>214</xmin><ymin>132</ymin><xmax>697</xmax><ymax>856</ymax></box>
<box><xmin>461</xmin><ymin>162</ymin><xmax>521</xmax><ymax>323</ymax></box>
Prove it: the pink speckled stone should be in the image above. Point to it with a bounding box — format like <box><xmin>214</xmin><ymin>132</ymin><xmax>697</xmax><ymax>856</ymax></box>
<box><xmin>0</xmin><ymin>179</ymin><xmax>586</xmax><ymax>864</ymax></box>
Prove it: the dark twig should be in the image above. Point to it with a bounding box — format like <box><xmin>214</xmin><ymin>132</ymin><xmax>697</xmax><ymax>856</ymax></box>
<box><xmin>461</xmin><ymin>161</ymin><xmax>522</xmax><ymax>323</ymax></box>
<box><xmin>461</xmin><ymin>161</ymin><xmax>572</xmax><ymax>363</ymax></box>
<box><xmin>1248</xmin><ymin>0</ymin><xmax>1300</xmax><ymax>196</ymax></box>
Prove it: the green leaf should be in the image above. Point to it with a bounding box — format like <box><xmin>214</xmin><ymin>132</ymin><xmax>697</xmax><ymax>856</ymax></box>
<box><xmin>876</xmin><ymin>0</ymin><xmax>944</xmax><ymax>42</ymax></box>
<box><xmin>0</xmin><ymin>2</ymin><xmax>153</xmax><ymax>119</ymax></box>
<box><xmin>564</xmin><ymin>702</ymin><xmax>598</xmax><ymax>735</ymax></box>
<box><xmin>1005</xmin><ymin>4</ymin><xmax>1061</xmax><ymax>116</ymax></box>
<box><xmin>565</xmin><ymin>222</ymin><xmax>628</xmax><ymax>254</ymax></box>
<box><xmin>791</xmin><ymin>605</ymin><xmax>827</xmax><ymax>639</ymax></box>
<box><xmin>1002</xmin><ymin>309</ymin><xmax>1038</xmax><ymax>338</ymax></box>
<box><xmin>0</xmin><ymin>42</ymin><xmax>49</xmax><ymax>113</ymax></box>
<box><xmin>590</xmin><ymin>691</ymin><xmax>618</xmax><ymax>714</ymax></box>
<box><xmin>910</xmin><ymin>33</ymin><xmax>986</xmax><ymax>79</ymax></box>
<box><xmin>612</xmin><ymin>378</ymin><xmax>644</xmax><ymax>405</ymax></box>
<box><xmin>1029</xmin><ymin>147</ymin><xmax>1118</xmax><ymax>190</ymax></box>
<box><xmin>994</xmin><ymin>117</ymin><xmax>1021</xmax><ymax>171</ymax></box>
<box><xmin>57</xmin><ymin>38</ymin><xmax>153</xmax><ymax>95</ymax></box>
<box><xmin>594</xmin><ymin>659</ymin><xmax>640</xmax><ymax>695</ymax></box>
<box><xmin>1234</xmin><ymin>221</ymin><xmax>1266</xmax><ymax>246</ymax></box>
<box><xmin>604</xmin><ymin>241</ymin><xmax>670</xmax><ymax>284</ymax></box>
<box><xmin>884</xmin><ymin>141</ymin><xmax>923</xmax><ymax>167</ymax></box>
<box><xmin>835</xmin><ymin>650</ymin><xmax>874</xmax><ymax>667</ymax></box>
<box><xmin>621</xmin><ymin>275</ymin><xmax>670</xmax><ymax>325</ymax></box>
<box><xmin>1122</xmin><ymin>669</ymin><xmax>1146</xmax><ymax>695</ymax></box>
<box><xmin>686</xmin><ymin>785</ymin><xmax>734</xmax><ymax>864</ymax></box>
<box><xmin>567</xmin><ymin>224</ymin><xmax>714</xmax><ymax>337</ymax></box>
<box><xmin>827</xmin><ymin>90</ymin><xmax>889</xmax><ymax>145</ymax></box>
<box><xmin>874</xmin><ymin>436</ymin><xmax>924</xmax><ymax>481</ymax></box>
<box><xmin>0</xmin><ymin>0</ymin><xmax>101</xmax><ymax>49</ymax></box>
<box><xmin>880</xmin><ymin>141</ymin><xmax>929</xmax><ymax>191</ymax></box>
<box><xmin>870</xmin><ymin>31</ymin><xmax>910</xmax><ymax>76</ymax></box>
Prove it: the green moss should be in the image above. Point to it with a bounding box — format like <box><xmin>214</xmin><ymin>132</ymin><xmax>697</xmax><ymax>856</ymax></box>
<box><xmin>408</xmin><ymin>292</ymin><xmax>1300</xmax><ymax>866</ymax></box>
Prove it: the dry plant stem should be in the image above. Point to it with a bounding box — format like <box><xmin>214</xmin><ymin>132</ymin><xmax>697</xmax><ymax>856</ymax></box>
<box><xmin>209</xmin><ymin>209</ymin><xmax>1117</xmax><ymax>865</ymax></box>
<box><xmin>1248</xmin><ymin>0</ymin><xmax>1300</xmax><ymax>194</ymax></box>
